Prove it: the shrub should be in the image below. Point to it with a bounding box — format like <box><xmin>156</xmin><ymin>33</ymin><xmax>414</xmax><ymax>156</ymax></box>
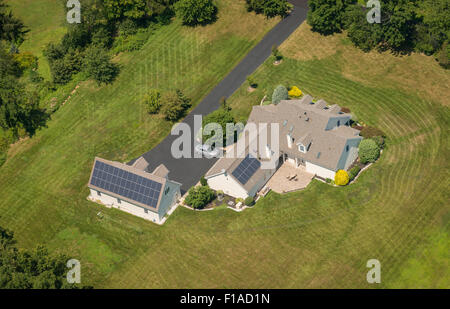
<box><xmin>371</xmin><ymin>136</ymin><xmax>385</xmax><ymax>149</ymax></box>
<box><xmin>335</xmin><ymin>170</ymin><xmax>349</xmax><ymax>186</ymax></box>
<box><xmin>174</xmin><ymin>0</ymin><xmax>218</xmax><ymax>26</ymax></box>
<box><xmin>143</xmin><ymin>89</ymin><xmax>161</xmax><ymax>114</ymax></box>
<box><xmin>13</xmin><ymin>52</ymin><xmax>38</xmax><ymax>71</ymax></box>
<box><xmin>359</xmin><ymin>139</ymin><xmax>380</xmax><ymax>164</ymax></box>
<box><xmin>200</xmin><ymin>176</ymin><xmax>208</xmax><ymax>186</ymax></box>
<box><xmin>288</xmin><ymin>86</ymin><xmax>302</xmax><ymax>97</ymax></box>
<box><xmin>271</xmin><ymin>44</ymin><xmax>282</xmax><ymax>61</ymax></box>
<box><xmin>341</xmin><ymin>107</ymin><xmax>351</xmax><ymax>113</ymax></box>
<box><xmin>360</xmin><ymin>126</ymin><xmax>385</xmax><ymax>138</ymax></box>
<box><xmin>184</xmin><ymin>185</ymin><xmax>215</xmax><ymax>209</ymax></box>
<box><xmin>325</xmin><ymin>178</ymin><xmax>332</xmax><ymax>183</ymax></box>
<box><xmin>84</xmin><ymin>47</ymin><xmax>119</xmax><ymax>85</ymax></box>
<box><xmin>348</xmin><ymin>165</ymin><xmax>361</xmax><ymax>181</ymax></box>
<box><xmin>247</xmin><ymin>75</ymin><xmax>257</xmax><ymax>88</ymax></box>
<box><xmin>272</xmin><ymin>85</ymin><xmax>288</xmax><ymax>104</ymax></box>
<box><xmin>244</xmin><ymin>196</ymin><xmax>255</xmax><ymax>206</ymax></box>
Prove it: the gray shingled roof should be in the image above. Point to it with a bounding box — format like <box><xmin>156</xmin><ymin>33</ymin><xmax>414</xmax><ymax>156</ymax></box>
<box><xmin>247</xmin><ymin>96</ymin><xmax>361</xmax><ymax>171</ymax></box>
<box><xmin>205</xmin><ymin>96</ymin><xmax>362</xmax><ymax>191</ymax></box>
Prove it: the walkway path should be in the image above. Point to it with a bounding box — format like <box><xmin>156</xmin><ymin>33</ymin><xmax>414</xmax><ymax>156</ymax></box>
<box><xmin>134</xmin><ymin>2</ymin><xmax>309</xmax><ymax>193</ymax></box>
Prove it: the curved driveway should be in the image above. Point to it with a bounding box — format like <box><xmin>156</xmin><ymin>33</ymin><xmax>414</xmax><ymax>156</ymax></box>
<box><xmin>133</xmin><ymin>2</ymin><xmax>309</xmax><ymax>193</ymax></box>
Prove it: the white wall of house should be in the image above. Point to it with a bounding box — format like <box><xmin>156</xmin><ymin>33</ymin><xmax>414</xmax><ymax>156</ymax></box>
<box><xmin>206</xmin><ymin>173</ymin><xmax>249</xmax><ymax>199</ymax></box>
<box><xmin>89</xmin><ymin>189</ymin><xmax>161</xmax><ymax>222</ymax></box>
<box><xmin>305</xmin><ymin>162</ymin><xmax>336</xmax><ymax>179</ymax></box>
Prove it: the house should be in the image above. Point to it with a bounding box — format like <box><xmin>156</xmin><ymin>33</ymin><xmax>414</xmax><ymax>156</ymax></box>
<box><xmin>204</xmin><ymin>127</ymin><xmax>278</xmax><ymax>199</ymax></box>
<box><xmin>87</xmin><ymin>157</ymin><xmax>181</xmax><ymax>224</ymax></box>
<box><xmin>204</xmin><ymin>95</ymin><xmax>362</xmax><ymax>198</ymax></box>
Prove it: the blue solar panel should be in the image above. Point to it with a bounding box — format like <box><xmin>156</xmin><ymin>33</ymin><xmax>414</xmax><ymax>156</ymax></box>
<box><xmin>90</xmin><ymin>160</ymin><xmax>162</xmax><ymax>208</ymax></box>
<box><xmin>231</xmin><ymin>155</ymin><xmax>261</xmax><ymax>185</ymax></box>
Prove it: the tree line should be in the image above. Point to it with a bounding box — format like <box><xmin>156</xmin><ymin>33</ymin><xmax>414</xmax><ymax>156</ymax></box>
<box><xmin>0</xmin><ymin>225</ymin><xmax>92</xmax><ymax>288</ymax></box>
<box><xmin>307</xmin><ymin>0</ymin><xmax>449</xmax><ymax>68</ymax></box>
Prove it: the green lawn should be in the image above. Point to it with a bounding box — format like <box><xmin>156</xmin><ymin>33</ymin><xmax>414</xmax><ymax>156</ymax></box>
<box><xmin>0</xmin><ymin>0</ymin><xmax>279</xmax><ymax>287</ymax></box>
<box><xmin>5</xmin><ymin>0</ymin><xmax>66</xmax><ymax>80</ymax></box>
<box><xmin>0</xmin><ymin>2</ymin><xmax>448</xmax><ymax>288</ymax></box>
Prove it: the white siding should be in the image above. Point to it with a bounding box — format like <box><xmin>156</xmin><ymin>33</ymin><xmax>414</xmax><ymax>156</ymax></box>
<box><xmin>206</xmin><ymin>173</ymin><xmax>249</xmax><ymax>199</ymax></box>
<box><xmin>89</xmin><ymin>189</ymin><xmax>160</xmax><ymax>223</ymax></box>
<box><xmin>305</xmin><ymin>162</ymin><xmax>336</xmax><ymax>179</ymax></box>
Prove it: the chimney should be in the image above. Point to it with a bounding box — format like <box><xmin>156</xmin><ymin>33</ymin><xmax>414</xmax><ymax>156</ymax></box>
<box><xmin>265</xmin><ymin>144</ymin><xmax>271</xmax><ymax>158</ymax></box>
<box><xmin>287</xmin><ymin>134</ymin><xmax>293</xmax><ymax>148</ymax></box>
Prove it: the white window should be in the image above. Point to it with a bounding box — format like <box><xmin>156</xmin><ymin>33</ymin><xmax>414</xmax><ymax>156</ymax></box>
<box><xmin>298</xmin><ymin>144</ymin><xmax>305</xmax><ymax>153</ymax></box>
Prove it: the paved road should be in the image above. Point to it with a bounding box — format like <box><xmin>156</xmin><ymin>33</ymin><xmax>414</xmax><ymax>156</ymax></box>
<box><xmin>133</xmin><ymin>2</ymin><xmax>308</xmax><ymax>193</ymax></box>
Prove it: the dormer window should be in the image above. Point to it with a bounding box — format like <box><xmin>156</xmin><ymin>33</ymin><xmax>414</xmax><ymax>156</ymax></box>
<box><xmin>346</xmin><ymin>145</ymin><xmax>349</xmax><ymax>152</ymax></box>
<box><xmin>337</xmin><ymin>120</ymin><xmax>341</xmax><ymax>127</ymax></box>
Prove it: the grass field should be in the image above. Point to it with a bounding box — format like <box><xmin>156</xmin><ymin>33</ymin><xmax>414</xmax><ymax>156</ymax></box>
<box><xmin>5</xmin><ymin>0</ymin><xmax>66</xmax><ymax>80</ymax></box>
<box><xmin>1</xmin><ymin>3</ymin><xmax>449</xmax><ymax>288</ymax></box>
<box><xmin>0</xmin><ymin>0</ymin><xmax>280</xmax><ymax>286</ymax></box>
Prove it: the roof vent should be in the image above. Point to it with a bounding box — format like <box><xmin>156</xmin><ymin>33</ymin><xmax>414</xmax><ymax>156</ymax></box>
<box><xmin>305</xmin><ymin>117</ymin><xmax>310</xmax><ymax>122</ymax></box>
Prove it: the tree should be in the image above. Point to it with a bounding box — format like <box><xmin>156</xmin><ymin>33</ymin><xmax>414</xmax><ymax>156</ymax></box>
<box><xmin>436</xmin><ymin>41</ymin><xmax>450</xmax><ymax>69</ymax></box>
<box><xmin>202</xmin><ymin>107</ymin><xmax>235</xmax><ymax>146</ymax></box>
<box><xmin>200</xmin><ymin>176</ymin><xmax>208</xmax><ymax>186</ymax></box>
<box><xmin>84</xmin><ymin>46</ymin><xmax>119</xmax><ymax>85</ymax></box>
<box><xmin>0</xmin><ymin>225</ymin><xmax>91</xmax><ymax>289</ymax></box>
<box><xmin>272</xmin><ymin>85</ymin><xmax>288</xmax><ymax>104</ymax></box>
<box><xmin>334</xmin><ymin>170</ymin><xmax>349</xmax><ymax>186</ymax></box>
<box><xmin>174</xmin><ymin>0</ymin><xmax>218</xmax><ymax>26</ymax></box>
<box><xmin>184</xmin><ymin>185</ymin><xmax>215</xmax><ymax>209</ymax></box>
<box><xmin>416</xmin><ymin>0</ymin><xmax>449</xmax><ymax>55</ymax></box>
<box><xmin>49</xmin><ymin>50</ymin><xmax>83</xmax><ymax>85</ymax></box>
<box><xmin>359</xmin><ymin>139</ymin><xmax>380</xmax><ymax>164</ymax></box>
<box><xmin>143</xmin><ymin>89</ymin><xmax>161</xmax><ymax>114</ymax></box>
<box><xmin>307</xmin><ymin>0</ymin><xmax>355</xmax><ymax>35</ymax></box>
<box><xmin>160</xmin><ymin>91</ymin><xmax>188</xmax><ymax>121</ymax></box>
<box><xmin>0</xmin><ymin>0</ymin><xmax>28</xmax><ymax>44</ymax></box>
<box><xmin>246</xmin><ymin>0</ymin><xmax>292</xmax><ymax>18</ymax></box>
<box><xmin>219</xmin><ymin>96</ymin><xmax>230</xmax><ymax>111</ymax></box>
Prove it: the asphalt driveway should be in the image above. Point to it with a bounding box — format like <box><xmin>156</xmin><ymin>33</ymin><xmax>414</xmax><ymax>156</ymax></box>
<box><xmin>131</xmin><ymin>3</ymin><xmax>308</xmax><ymax>193</ymax></box>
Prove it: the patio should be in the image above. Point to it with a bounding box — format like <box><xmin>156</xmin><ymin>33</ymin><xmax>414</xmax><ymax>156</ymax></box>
<box><xmin>265</xmin><ymin>161</ymin><xmax>314</xmax><ymax>194</ymax></box>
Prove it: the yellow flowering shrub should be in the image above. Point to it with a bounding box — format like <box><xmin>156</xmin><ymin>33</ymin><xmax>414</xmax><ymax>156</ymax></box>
<box><xmin>334</xmin><ymin>170</ymin><xmax>349</xmax><ymax>186</ymax></box>
<box><xmin>288</xmin><ymin>86</ymin><xmax>302</xmax><ymax>97</ymax></box>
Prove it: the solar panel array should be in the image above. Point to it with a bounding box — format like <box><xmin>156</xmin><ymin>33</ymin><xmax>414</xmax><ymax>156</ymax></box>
<box><xmin>231</xmin><ymin>155</ymin><xmax>261</xmax><ymax>185</ymax></box>
<box><xmin>90</xmin><ymin>160</ymin><xmax>162</xmax><ymax>208</ymax></box>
